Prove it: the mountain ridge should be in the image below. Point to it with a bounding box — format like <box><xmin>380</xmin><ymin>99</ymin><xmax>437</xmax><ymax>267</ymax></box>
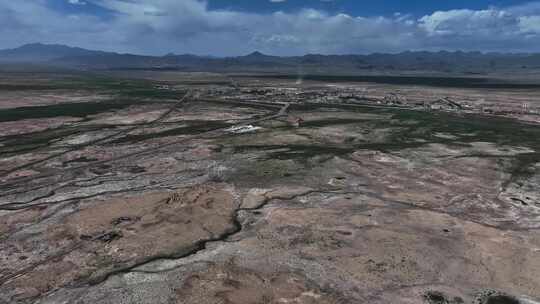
<box><xmin>2</xmin><ymin>43</ymin><xmax>540</xmax><ymax>73</ymax></box>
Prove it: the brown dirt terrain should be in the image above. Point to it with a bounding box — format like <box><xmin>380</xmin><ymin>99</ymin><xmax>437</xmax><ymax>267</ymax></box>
<box><xmin>0</xmin><ymin>71</ymin><xmax>539</xmax><ymax>304</ymax></box>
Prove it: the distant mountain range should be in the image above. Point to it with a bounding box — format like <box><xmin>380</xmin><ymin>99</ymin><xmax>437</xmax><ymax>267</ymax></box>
<box><xmin>0</xmin><ymin>43</ymin><xmax>111</xmax><ymax>62</ymax></box>
<box><xmin>2</xmin><ymin>43</ymin><xmax>540</xmax><ymax>73</ymax></box>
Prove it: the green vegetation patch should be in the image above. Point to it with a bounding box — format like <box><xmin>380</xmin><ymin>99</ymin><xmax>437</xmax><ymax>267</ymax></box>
<box><xmin>0</xmin><ymin>100</ymin><xmax>145</xmax><ymax>122</ymax></box>
<box><xmin>111</xmin><ymin>120</ymin><xmax>231</xmax><ymax>144</ymax></box>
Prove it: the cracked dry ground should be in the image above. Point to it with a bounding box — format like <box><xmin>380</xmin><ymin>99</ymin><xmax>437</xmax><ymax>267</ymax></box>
<box><xmin>1</xmin><ymin>98</ymin><xmax>540</xmax><ymax>304</ymax></box>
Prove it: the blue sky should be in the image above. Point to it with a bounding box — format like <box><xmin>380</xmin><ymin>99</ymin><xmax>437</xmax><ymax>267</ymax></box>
<box><xmin>46</xmin><ymin>0</ymin><xmax>534</xmax><ymax>18</ymax></box>
<box><xmin>207</xmin><ymin>0</ymin><xmax>532</xmax><ymax>16</ymax></box>
<box><xmin>1</xmin><ymin>0</ymin><xmax>540</xmax><ymax>55</ymax></box>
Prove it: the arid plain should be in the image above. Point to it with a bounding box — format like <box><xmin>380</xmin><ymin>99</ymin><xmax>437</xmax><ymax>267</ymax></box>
<box><xmin>1</xmin><ymin>70</ymin><xmax>540</xmax><ymax>304</ymax></box>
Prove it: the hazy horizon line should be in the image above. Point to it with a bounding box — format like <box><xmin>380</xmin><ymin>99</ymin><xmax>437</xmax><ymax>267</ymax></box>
<box><xmin>4</xmin><ymin>42</ymin><xmax>540</xmax><ymax>58</ymax></box>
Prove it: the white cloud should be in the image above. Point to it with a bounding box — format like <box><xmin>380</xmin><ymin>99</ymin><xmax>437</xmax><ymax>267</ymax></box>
<box><xmin>416</xmin><ymin>7</ymin><xmax>539</xmax><ymax>51</ymax></box>
<box><xmin>0</xmin><ymin>0</ymin><xmax>540</xmax><ymax>55</ymax></box>
<box><xmin>418</xmin><ymin>9</ymin><xmax>518</xmax><ymax>37</ymax></box>
<box><xmin>519</xmin><ymin>15</ymin><xmax>540</xmax><ymax>34</ymax></box>
<box><xmin>68</xmin><ymin>0</ymin><xmax>86</xmax><ymax>5</ymax></box>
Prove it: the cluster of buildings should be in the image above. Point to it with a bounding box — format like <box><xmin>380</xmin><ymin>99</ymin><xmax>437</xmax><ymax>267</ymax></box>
<box><xmin>187</xmin><ymin>82</ymin><xmax>539</xmax><ymax>121</ymax></box>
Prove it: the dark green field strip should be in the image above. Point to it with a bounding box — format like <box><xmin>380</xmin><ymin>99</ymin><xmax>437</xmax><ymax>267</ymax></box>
<box><xmin>0</xmin><ymin>74</ymin><xmax>185</xmax><ymax>101</ymax></box>
<box><xmin>0</xmin><ymin>100</ymin><xmax>141</xmax><ymax>122</ymax></box>
<box><xmin>61</xmin><ymin>76</ymin><xmax>187</xmax><ymax>100</ymax></box>
<box><xmin>110</xmin><ymin>120</ymin><xmax>231</xmax><ymax>144</ymax></box>
<box><xmin>0</xmin><ymin>84</ymin><xmax>66</xmax><ymax>91</ymax></box>
<box><xmin>0</xmin><ymin>124</ymin><xmax>122</xmax><ymax>156</ymax></box>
